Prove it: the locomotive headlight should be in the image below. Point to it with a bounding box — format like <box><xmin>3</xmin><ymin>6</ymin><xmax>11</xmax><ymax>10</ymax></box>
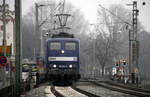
<box><xmin>61</xmin><ymin>50</ymin><xmax>65</xmax><ymax>54</ymax></box>
<box><xmin>69</xmin><ymin>64</ymin><xmax>73</xmax><ymax>68</ymax></box>
<box><xmin>53</xmin><ymin>64</ymin><xmax>57</xmax><ymax>68</ymax></box>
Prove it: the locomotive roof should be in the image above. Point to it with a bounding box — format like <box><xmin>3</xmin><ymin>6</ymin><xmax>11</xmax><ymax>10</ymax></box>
<box><xmin>46</xmin><ymin>32</ymin><xmax>80</xmax><ymax>42</ymax></box>
<box><xmin>52</xmin><ymin>32</ymin><xmax>74</xmax><ymax>38</ymax></box>
<box><xmin>46</xmin><ymin>38</ymin><xmax>79</xmax><ymax>42</ymax></box>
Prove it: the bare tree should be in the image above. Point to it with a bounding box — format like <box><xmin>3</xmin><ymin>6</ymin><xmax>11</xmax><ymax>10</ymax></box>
<box><xmin>95</xmin><ymin>4</ymin><xmax>132</xmax><ymax>76</ymax></box>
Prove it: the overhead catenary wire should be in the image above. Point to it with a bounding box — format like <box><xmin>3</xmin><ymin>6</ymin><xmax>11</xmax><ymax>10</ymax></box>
<box><xmin>98</xmin><ymin>4</ymin><xmax>132</xmax><ymax>26</ymax></box>
<box><xmin>38</xmin><ymin>2</ymin><xmax>62</xmax><ymax>27</ymax></box>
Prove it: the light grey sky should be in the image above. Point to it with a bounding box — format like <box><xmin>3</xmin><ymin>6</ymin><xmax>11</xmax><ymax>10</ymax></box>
<box><xmin>1</xmin><ymin>0</ymin><xmax>150</xmax><ymax>32</ymax></box>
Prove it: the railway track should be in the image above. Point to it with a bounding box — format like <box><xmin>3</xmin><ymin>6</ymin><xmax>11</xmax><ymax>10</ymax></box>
<box><xmin>26</xmin><ymin>80</ymin><xmax>150</xmax><ymax>97</ymax></box>
<box><xmin>74</xmin><ymin>81</ymin><xmax>135</xmax><ymax>97</ymax></box>
<box><xmin>91</xmin><ymin>81</ymin><xmax>150</xmax><ymax>97</ymax></box>
<box><xmin>51</xmin><ymin>85</ymin><xmax>101</xmax><ymax>97</ymax></box>
<box><xmin>106</xmin><ymin>81</ymin><xmax>150</xmax><ymax>94</ymax></box>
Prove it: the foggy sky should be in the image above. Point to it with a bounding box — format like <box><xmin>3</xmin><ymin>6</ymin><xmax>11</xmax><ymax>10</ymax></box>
<box><xmin>0</xmin><ymin>0</ymin><xmax>150</xmax><ymax>32</ymax></box>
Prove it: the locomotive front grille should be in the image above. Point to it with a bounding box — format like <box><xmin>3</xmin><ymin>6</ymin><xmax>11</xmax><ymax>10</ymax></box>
<box><xmin>49</xmin><ymin>68</ymin><xmax>78</xmax><ymax>75</ymax></box>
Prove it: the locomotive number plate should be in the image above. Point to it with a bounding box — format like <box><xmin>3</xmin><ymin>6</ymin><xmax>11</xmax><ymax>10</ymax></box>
<box><xmin>48</xmin><ymin>57</ymin><xmax>77</xmax><ymax>61</ymax></box>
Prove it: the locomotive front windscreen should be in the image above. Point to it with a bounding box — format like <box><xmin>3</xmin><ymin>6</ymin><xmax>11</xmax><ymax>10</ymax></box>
<box><xmin>65</xmin><ymin>42</ymin><xmax>76</xmax><ymax>50</ymax></box>
<box><xmin>50</xmin><ymin>42</ymin><xmax>61</xmax><ymax>50</ymax></box>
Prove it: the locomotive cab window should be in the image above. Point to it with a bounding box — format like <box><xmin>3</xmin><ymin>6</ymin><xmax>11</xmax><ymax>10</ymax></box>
<box><xmin>50</xmin><ymin>42</ymin><xmax>61</xmax><ymax>50</ymax></box>
<box><xmin>65</xmin><ymin>42</ymin><xmax>76</xmax><ymax>50</ymax></box>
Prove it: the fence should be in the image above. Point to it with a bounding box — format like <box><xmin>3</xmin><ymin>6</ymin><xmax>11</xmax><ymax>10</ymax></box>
<box><xmin>141</xmin><ymin>77</ymin><xmax>150</xmax><ymax>89</ymax></box>
<box><xmin>0</xmin><ymin>85</ymin><xmax>15</xmax><ymax>97</ymax></box>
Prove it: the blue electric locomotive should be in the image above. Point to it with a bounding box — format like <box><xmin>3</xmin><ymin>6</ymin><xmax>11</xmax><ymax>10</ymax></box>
<box><xmin>45</xmin><ymin>33</ymin><xmax>80</xmax><ymax>83</ymax></box>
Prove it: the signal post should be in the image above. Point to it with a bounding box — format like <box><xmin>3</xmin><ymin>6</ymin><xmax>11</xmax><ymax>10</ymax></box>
<box><xmin>128</xmin><ymin>1</ymin><xmax>146</xmax><ymax>84</ymax></box>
